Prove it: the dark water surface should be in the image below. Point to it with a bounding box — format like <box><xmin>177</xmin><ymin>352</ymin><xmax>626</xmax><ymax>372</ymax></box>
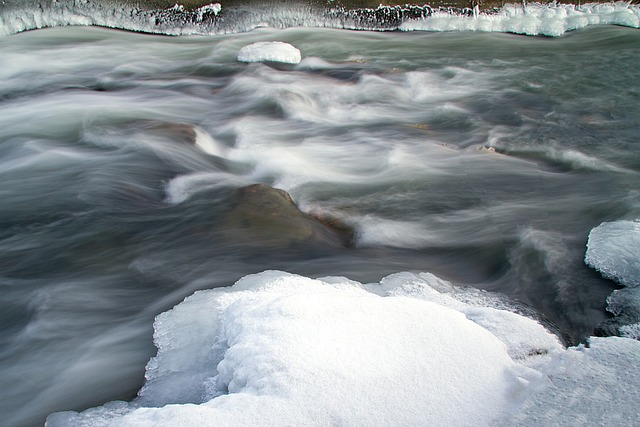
<box><xmin>1</xmin><ymin>25</ymin><xmax>639</xmax><ymax>426</ymax></box>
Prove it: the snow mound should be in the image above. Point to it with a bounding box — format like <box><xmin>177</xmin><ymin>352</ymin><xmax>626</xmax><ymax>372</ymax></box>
<box><xmin>46</xmin><ymin>271</ymin><xmax>640</xmax><ymax>427</ymax></box>
<box><xmin>47</xmin><ymin>270</ymin><xmax>559</xmax><ymax>426</ymax></box>
<box><xmin>237</xmin><ymin>42</ymin><xmax>302</xmax><ymax>64</ymax></box>
<box><xmin>400</xmin><ymin>3</ymin><xmax>640</xmax><ymax>37</ymax></box>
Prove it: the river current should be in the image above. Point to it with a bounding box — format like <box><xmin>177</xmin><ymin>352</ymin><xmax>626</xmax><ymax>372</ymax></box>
<box><xmin>1</xmin><ymin>6</ymin><xmax>640</xmax><ymax>426</ymax></box>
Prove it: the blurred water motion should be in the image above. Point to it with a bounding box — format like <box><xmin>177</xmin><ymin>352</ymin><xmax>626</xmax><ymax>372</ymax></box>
<box><xmin>0</xmin><ymin>25</ymin><xmax>639</xmax><ymax>426</ymax></box>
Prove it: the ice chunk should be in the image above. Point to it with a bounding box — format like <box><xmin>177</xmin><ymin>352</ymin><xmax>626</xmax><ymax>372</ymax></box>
<box><xmin>585</xmin><ymin>220</ymin><xmax>640</xmax><ymax>287</ymax></box>
<box><xmin>48</xmin><ymin>271</ymin><xmax>640</xmax><ymax>427</ymax></box>
<box><xmin>237</xmin><ymin>42</ymin><xmax>302</xmax><ymax>65</ymax></box>
<box><xmin>48</xmin><ymin>270</ymin><xmax>547</xmax><ymax>426</ymax></box>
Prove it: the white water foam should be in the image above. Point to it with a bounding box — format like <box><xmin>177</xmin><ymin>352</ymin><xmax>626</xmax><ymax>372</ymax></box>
<box><xmin>193</xmin><ymin>127</ymin><xmax>225</xmax><ymax>157</ymax></box>
<box><xmin>237</xmin><ymin>41</ymin><xmax>302</xmax><ymax>64</ymax></box>
<box><xmin>45</xmin><ymin>270</ymin><xmax>640</xmax><ymax>427</ymax></box>
<box><xmin>354</xmin><ymin>215</ymin><xmax>438</xmax><ymax>249</ymax></box>
<box><xmin>164</xmin><ymin>172</ymin><xmax>249</xmax><ymax>204</ymax></box>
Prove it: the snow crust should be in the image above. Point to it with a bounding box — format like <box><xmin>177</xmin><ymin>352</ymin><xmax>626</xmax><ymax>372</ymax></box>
<box><xmin>237</xmin><ymin>41</ymin><xmax>302</xmax><ymax>64</ymax></box>
<box><xmin>0</xmin><ymin>2</ymin><xmax>639</xmax><ymax>36</ymax></box>
<box><xmin>46</xmin><ymin>270</ymin><xmax>640</xmax><ymax>427</ymax></box>
<box><xmin>400</xmin><ymin>3</ymin><xmax>640</xmax><ymax>36</ymax></box>
<box><xmin>585</xmin><ymin>220</ymin><xmax>640</xmax><ymax>287</ymax></box>
<box><xmin>511</xmin><ymin>336</ymin><xmax>640</xmax><ymax>425</ymax></box>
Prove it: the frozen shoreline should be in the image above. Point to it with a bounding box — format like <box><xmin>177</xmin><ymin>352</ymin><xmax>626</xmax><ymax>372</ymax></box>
<box><xmin>1</xmin><ymin>1</ymin><xmax>639</xmax><ymax>36</ymax></box>
<box><xmin>46</xmin><ymin>270</ymin><xmax>640</xmax><ymax>427</ymax></box>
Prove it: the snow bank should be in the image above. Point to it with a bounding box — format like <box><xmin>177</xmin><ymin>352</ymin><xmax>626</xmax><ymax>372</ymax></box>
<box><xmin>46</xmin><ymin>270</ymin><xmax>640</xmax><ymax>427</ymax></box>
<box><xmin>400</xmin><ymin>3</ymin><xmax>640</xmax><ymax>36</ymax></box>
<box><xmin>237</xmin><ymin>41</ymin><xmax>302</xmax><ymax>64</ymax></box>
<box><xmin>2</xmin><ymin>2</ymin><xmax>639</xmax><ymax>36</ymax></box>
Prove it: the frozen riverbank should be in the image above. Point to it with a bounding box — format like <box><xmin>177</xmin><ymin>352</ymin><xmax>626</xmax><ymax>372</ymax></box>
<box><xmin>1</xmin><ymin>0</ymin><xmax>639</xmax><ymax>36</ymax></box>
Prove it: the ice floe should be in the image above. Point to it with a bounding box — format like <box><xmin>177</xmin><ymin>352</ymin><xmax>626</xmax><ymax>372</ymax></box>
<box><xmin>237</xmin><ymin>41</ymin><xmax>302</xmax><ymax>64</ymax></box>
<box><xmin>46</xmin><ymin>270</ymin><xmax>640</xmax><ymax>427</ymax></box>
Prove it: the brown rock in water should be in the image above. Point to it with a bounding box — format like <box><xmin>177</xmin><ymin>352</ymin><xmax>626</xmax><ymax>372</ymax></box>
<box><xmin>140</xmin><ymin>121</ymin><xmax>199</xmax><ymax>146</ymax></box>
<box><xmin>224</xmin><ymin>183</ymin><xmax>354</xmax><ymax>248</ymax></box>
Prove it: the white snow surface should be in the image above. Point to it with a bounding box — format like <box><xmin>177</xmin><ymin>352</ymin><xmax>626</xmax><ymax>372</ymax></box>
<box><xmin>585</xmin><ymin>220</ymin><xmax>640</xmax><ymax>287</ymax></box>
<box><xmin>45</xmin><ymin>271</ymin><xmax>640</xmax><ymax>427</ymax></box>
<box><xmin>237</xmin><ymin>42</ymin><xmax>302</xmax><ymax>64</ymax></box>
<box><xmin>400</xmin><ymin>3</ymin><xmax>640</xmax><ymax>36</ymax></box>
<box><xmin>1</xmin><ymin>2</ymin><xmax>639</xmax><ymax>36</ymax></box>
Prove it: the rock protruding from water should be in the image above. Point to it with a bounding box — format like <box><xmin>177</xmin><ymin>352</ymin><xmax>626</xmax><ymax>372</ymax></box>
<box><xmin>224</xmin><ymin>184</ymin><xmax>354</xmax><ymax>249</ymax></box>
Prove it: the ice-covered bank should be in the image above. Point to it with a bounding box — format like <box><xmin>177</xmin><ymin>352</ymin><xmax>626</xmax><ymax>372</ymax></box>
<box><xmin>46</xmin><ymin>271</ymin><xmax>640</xmax><ymax>427</ymax></box>
<box><xmin>400</xmin><ymin>2</ymin><xmax>640</xmax><ymax>36</ymax></box>
<box><xmin>0</xmin><ymin>1</ymin><xmax>639</xmax><ymax>36</ymax></box>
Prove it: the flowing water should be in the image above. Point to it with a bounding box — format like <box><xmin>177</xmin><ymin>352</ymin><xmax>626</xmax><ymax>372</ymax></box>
<box><xmin>0</xmin><ymin>5</ymin><xmax>639</xmax><ymax>426</ymax></box>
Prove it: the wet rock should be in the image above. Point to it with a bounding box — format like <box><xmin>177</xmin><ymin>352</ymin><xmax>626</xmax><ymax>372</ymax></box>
<box><xmin>144</xmin><ymin>121</ymin><xmax>199</xmax><ymax>146</ymax></box>
<box><xmin>223</xmin><ymin>183</ymin><xmax>354</xmax><ymax>249</ymax></box>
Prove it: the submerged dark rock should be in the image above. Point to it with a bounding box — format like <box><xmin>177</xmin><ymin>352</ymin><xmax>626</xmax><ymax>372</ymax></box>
<box><xmin>223</xmin><ymin>183</ymin><xmax>354</xmax><ymax>249</ymax></box>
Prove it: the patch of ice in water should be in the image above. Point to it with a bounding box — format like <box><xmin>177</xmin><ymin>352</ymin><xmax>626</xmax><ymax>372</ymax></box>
<box><xmin>549</xmin><ymin>148</ymin><xmax>630</xmax><ymax>173</ymax></box>
<box><xmin>585</xmin><ymin>220</ymin><xmax>640</xmax><ymax>287</ymax></box>
<box><xmin>237</xmin><ymin>42</ymin><xmax>302</xmax><ymax>64</ymax></box>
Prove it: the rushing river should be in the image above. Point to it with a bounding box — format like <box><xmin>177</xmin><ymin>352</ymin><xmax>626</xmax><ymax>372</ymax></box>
<box><xmin>1</xmin><ymin>3</ymin><xmax>640</xmax><ymax>426</ymax></box>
